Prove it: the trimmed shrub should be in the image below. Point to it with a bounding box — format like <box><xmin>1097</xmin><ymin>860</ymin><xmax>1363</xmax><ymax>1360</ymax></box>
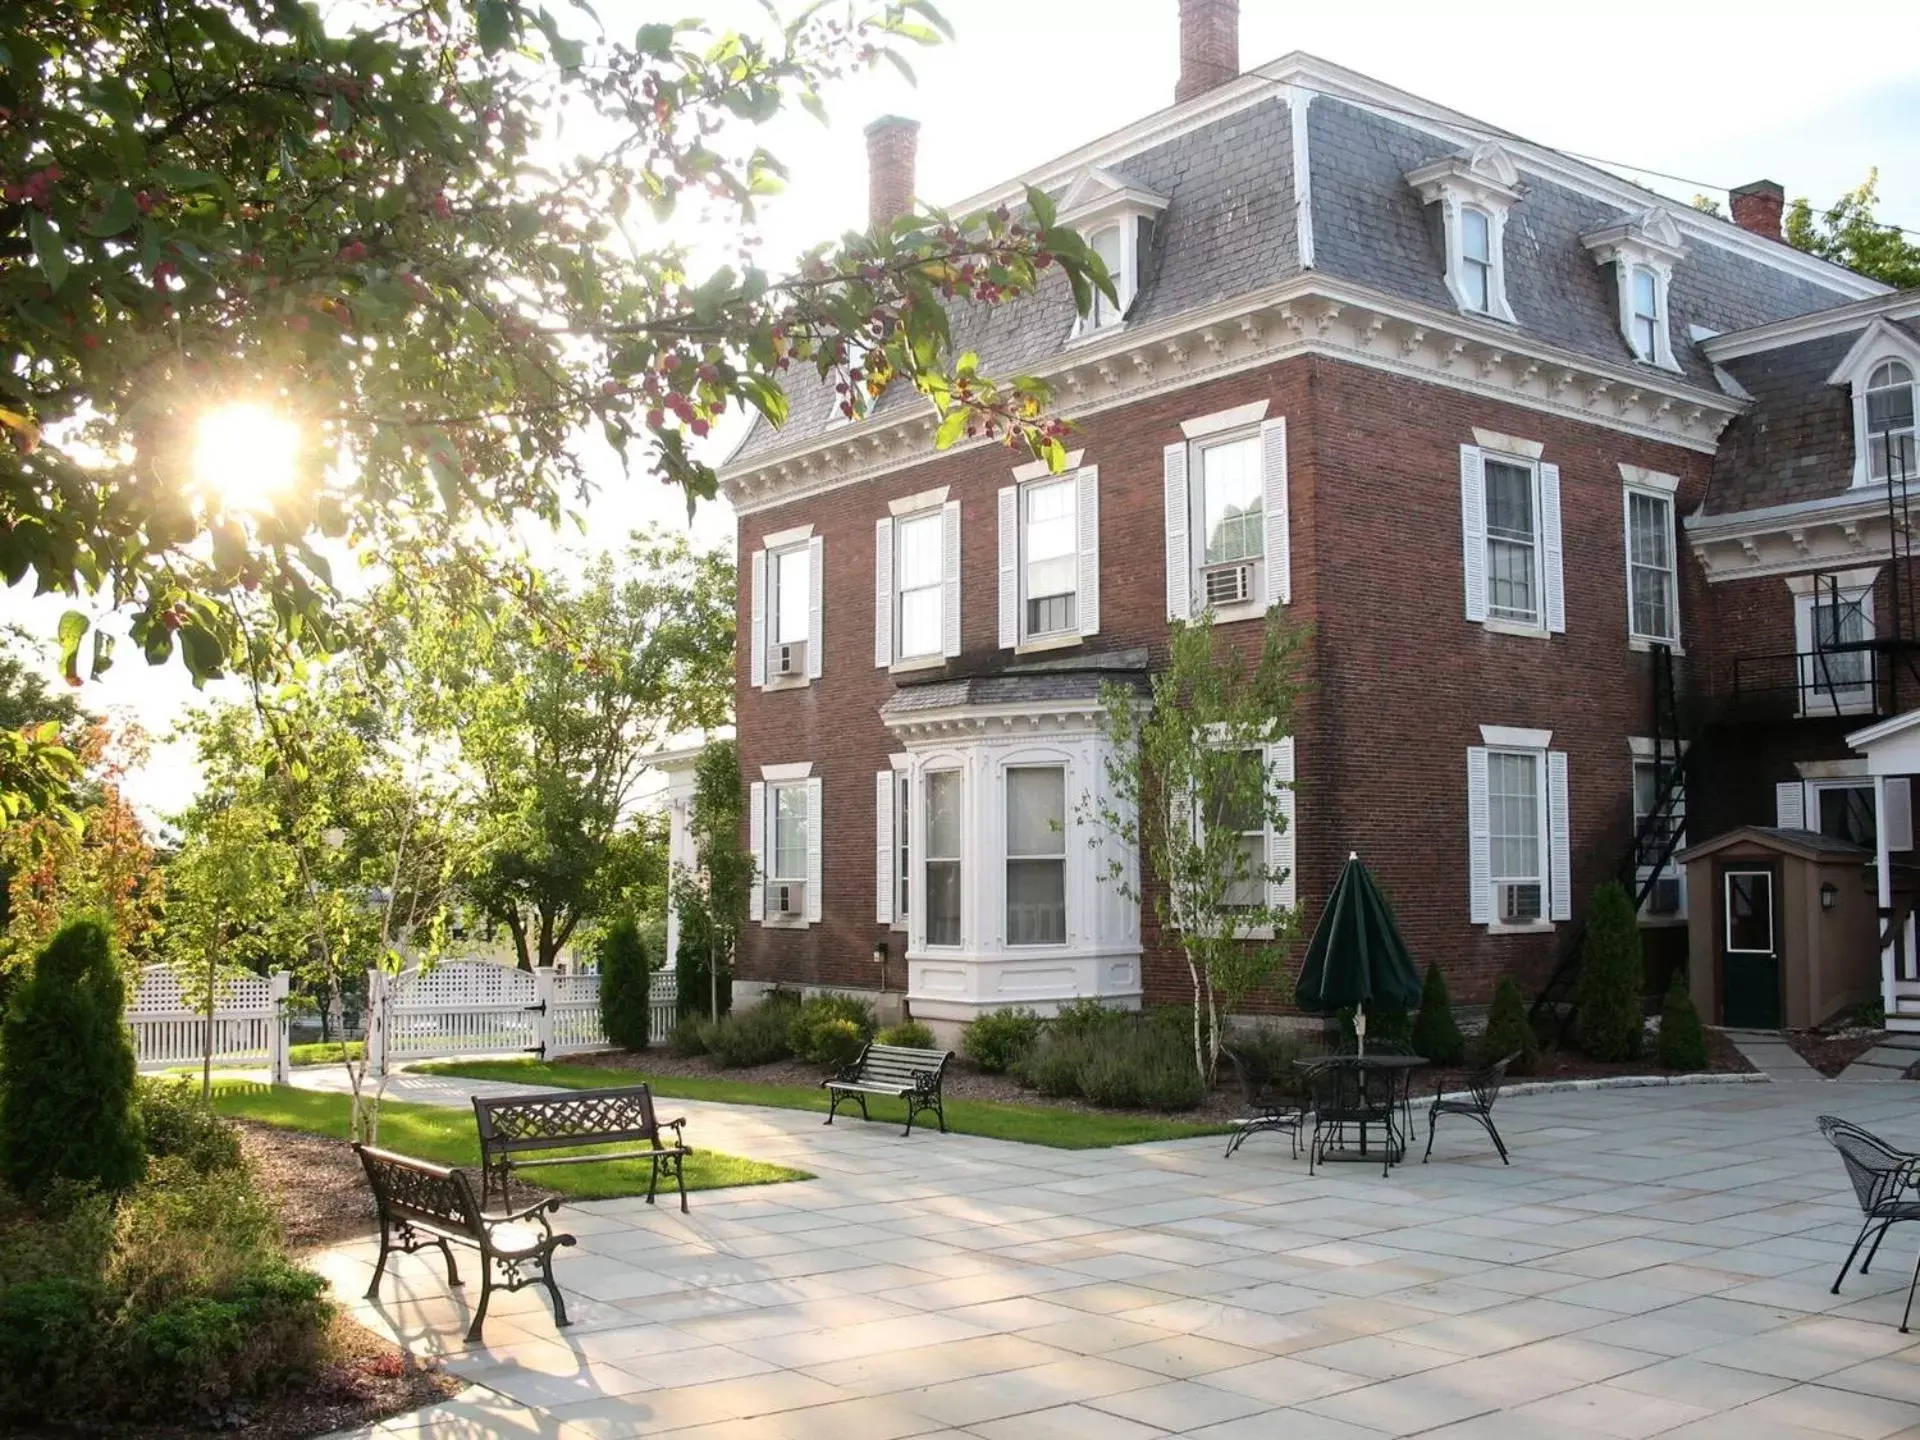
<box><xmin>1578</xmin><ymin>881</ymin><xmax>1644</xmax><ymax>1062</ymax></box>
<box><xmin>0</xmin><ymin>917</ymin><xmax>145</xmax><ymax>1203</ymax></box>
<box><xmin>877</xmin><ymin>1020</ymin><xmax>938</xmax><ymax>1049</ymax></box>
<box><xmin>135</xmin><ymin>1082</ymin><xmax>244</xmax><ymax>1177</ymax></box>
<box><xmin>1051</xmin><ymin>997</ymin><xmax>1128</xmax><ymax>1039</ymax></box>
<box><xmin>597</xmin><ymin>916</ymin><xmax>652</xmax><ymax>1051</ymax></box>
<box><xmin>700</xmin><ymin>992</ymin><xmax>800</xmax><ymax>1068</ymax></box>
<box><xmin>1479</xmin><ymin>976</ymin><xmax>1540</xmax><ymax>1075</ymax></box>
<box><xmin>788</xmin><ymin>993</ymin><xmax>878</xmax><ymax>1065</ymax></box>
<box><xmin>1079</xmin><ymin>1026</ymin><xmax>1205</xmax><ymax>1111</ymax></box>
<box><xmin>1224</xmin><ymin>1028</ymin><xmax>1310</xmax><ymax>1105</ymax></box>
<box><xmin>1014</xmin><ymin>1033</ymin><xmax>1087</xmax><ymax>1096</ymax></box>
<box><xmin>962</xmin><ymin>1007</ymin><xmax>1044</xmax><ymax>1073</ymax></box>
<box><xmin>1410</xmin><ymin>963</ymin><xmax>1466</xmax><ymax>1066</ymax></box>
<box><xmin>1657</xmin><ymin>978</ymin><xmax>1709</xmax><ymax>1072</ymax></box>
<box><xmin>809</xmin><ymin>1018</ymin><xmax>868</xmax><ymax>1073</ymax></box>
<box><xmin>667</xmin><ymin>1016</ymin><xmax>709</xmax><ymax>1057</ymax></box>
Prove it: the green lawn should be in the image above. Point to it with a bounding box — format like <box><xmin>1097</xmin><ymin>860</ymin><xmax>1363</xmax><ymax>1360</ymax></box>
<box><xmin>415</xmin><ymin>1058</ymin><xmax>1232</xmax><ymax>1150</ymax></box>
<box><xmin>288</xmin><ymin>1040</ymin><xmax>364</xmax><ymax>1067</ymax></box>
<box><xmin>211</xmin><ymin>1083</ymin><xmax>812</xmax><ymax>1199</ymax></box>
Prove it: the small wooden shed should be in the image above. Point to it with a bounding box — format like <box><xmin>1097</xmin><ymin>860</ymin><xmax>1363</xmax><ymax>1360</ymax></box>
<box><xmin>1674</xmin><ymin>827</ymin><xmax>1877</xmax><ymax>1030</ymax></box>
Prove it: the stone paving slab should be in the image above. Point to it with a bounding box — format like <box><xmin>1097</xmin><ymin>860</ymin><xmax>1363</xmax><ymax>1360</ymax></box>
<box><xmin>306</xmin><ymin>1074</ymin><xmax>1920</xmax><ymax>1438</ymax></box>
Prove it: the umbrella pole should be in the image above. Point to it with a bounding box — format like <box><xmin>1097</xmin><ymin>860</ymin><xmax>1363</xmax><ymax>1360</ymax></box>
<box><xmin>1355</xmin><ymin>1001</ymin><xmax>1366</xmax><ymax>1058</ymax></box>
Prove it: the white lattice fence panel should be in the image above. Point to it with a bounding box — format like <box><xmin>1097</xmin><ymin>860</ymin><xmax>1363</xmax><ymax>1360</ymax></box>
<box><xmin>649</xmin><ymin>969</ymin><xmax>677</xmax><ymax>1046</ymax></box>
<box><xmin>384</xmin><ymin>961</ymin><xmax>539</xmax><ymax>1061</ymax></box>
<box><xmin>127</xmin><ymin>965</ymin><xmax>287</xmax><ymax>1074</ymax></box>
<box><xmin>549</xmin><ymin>972</ymin><xmax>606</xmax><ymax>1055</ymax></box>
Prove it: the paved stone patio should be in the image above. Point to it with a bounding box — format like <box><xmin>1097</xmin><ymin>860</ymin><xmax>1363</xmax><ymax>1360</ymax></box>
<box><xmin>315</xmin><ymin>1076</ymin><xmax>1920</xmax><ymax>1439</ymax></box>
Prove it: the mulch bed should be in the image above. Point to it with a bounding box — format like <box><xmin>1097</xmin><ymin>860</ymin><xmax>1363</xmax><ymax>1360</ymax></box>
<box><xmin>1779</xmin><ymin>1026</ymin><xmax>1889</xmax><ymax>1077</ymax></box>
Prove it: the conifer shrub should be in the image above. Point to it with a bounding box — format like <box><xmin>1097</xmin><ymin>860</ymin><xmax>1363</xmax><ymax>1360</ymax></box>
<box><xmin>1410</xmin><ymin>963</ymin><xmax>1467</xmax><ymax>1065</ymax></box>
<box><xmin>1657</xmin><ymin>977</ymin><xmax>1710</xmax><ymax>1072</ymax></box>
<box><xmin>596</xmin><ymin>916</ymin><xmax>653</xmax><ymax>1051</ymax></box>
<box><xmin>1479</xmin><ymin>976</ymin><xmax>1540</xmax><ymax>1075</ymax></box>
<box><xmin>1578</xmin><ymin>881</ymin><xmax>1645</xmax><ymax>1061</ymax></box>
<box><xmin>0</xmin><ymin>917</ymin><xmax>145</xmax><ymax>1203</ymax></box>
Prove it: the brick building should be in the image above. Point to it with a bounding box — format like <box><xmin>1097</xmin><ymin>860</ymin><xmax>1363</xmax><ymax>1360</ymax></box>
<box><xmin>706</xmin><ymin>4</ymin><xmax>1920</xmax><ymax>1033</ymax></box>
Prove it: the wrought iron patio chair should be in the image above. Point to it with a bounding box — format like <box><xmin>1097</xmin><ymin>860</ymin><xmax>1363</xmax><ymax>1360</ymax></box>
<box><xmin>1817</xmin><ymin>1115</ymin><xmax>1920</xmax><ymax>1322</ymax></box>
<box><xmin>1222</xmin><ymin>1044</ymin><xmax>1306</xmax><ymax>1160</ymax></box>
<box><xmin>1423</xmin><ymin>1055</ymin><xmax>1514</xmax><ymax>1165</ymax></box>
<box><xmin>1307</xmin><ymin>1059</ymin><xmax>1396</xmax><ymax>1179</ymax></box>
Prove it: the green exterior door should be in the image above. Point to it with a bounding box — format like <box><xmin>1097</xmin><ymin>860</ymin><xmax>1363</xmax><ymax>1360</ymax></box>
<box><xmin>1721</xmin><ymin>866</ymin><xmax>1782</xmax><ymax>1029</ymax></box>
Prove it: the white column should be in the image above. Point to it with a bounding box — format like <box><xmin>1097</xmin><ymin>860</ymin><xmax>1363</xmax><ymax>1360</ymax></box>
<box><xmin>268</xmin><ymin>972</ymin><xmax>291</xmax><ymax>1085</ymax></box>
<box><xmin>1878</xmin><ymin>773</ymin><xmax>1895</xmax><ymax>1015</ymax></box>
<box><xmin>366</xmin><ymin>968</ymin><xmax>389</xmax><ymax>1078</ymax></box>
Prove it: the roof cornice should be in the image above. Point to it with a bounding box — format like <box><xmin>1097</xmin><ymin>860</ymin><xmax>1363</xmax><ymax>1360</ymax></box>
<box><xmin>720</xmin><ymin>278</ymin><xmax>1745</xmax><ymax>514</ymax></box>
<box><xmin>1702</xmin><ymin>292</ymin><xmax>1920</xmax><ymax>363</ymax></box>
<box><xmin>1684</xmin><ymin>488</ymin><xmax>1910</xmax><ymax>582</ymax></box>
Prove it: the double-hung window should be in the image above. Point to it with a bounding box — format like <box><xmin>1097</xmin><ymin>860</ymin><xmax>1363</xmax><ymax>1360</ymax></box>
<box><xmin>1460</xmin><ymin>208</ymin><xmax>1494</xmax><ymax>314</ymax></box>
<box><xmin>895</xmin><ymin>511</ymin><xmax>944</xmax><ymax>660</ymax></box>
<box><xmin>1796</xmin><ymin>586</ymin><xmax>1874</xmax><ymax>715</ymax></box>
<box><xmin>772</xmin><ymin>544</ymin><xmax>809</xmax><ymax>665</ymax></box>
<box><xmin>1087</xmin><ymin>224</ymin><xmax>1126</xmax><ymax>331</ymax></box>
<box><xmin>1624</xmin><ymin>487</ymin><xmax>1677</xmax><ymax>644</ymax></box>
<box><xmin>1866</xmin><ymin>361</ymin><xmax>1917</xmax><ymax>485</ymax></box>
<box><xmin>1005</xmin><ymin>766</ymin><xmax>1066</xmax><ymax>946</ymax></box>
<box><xmin>772</xmin><ymin>785</ymin><xmax>808</xmax><ymax>887</ymax></box>
<box><xmin>1487</xmin><ymin>751</ymin><xmax>1544</xmax><ymax>923</ymax></box>
<box><xmin>1468</xmin><ymin>734</ymin><xmax>1569</xmax><ymax>927</ymax></box>
<box><xmin>1206</xmin><ymin>750</ymin><xmax>1268</xmax><ymax>911</ymax></box>
<box><xmin>1462</xmin><ymin>444</ymin><xmax>1563</xmax><ymax>635</ymax></box>
<box><xmin>1198</xmin><ymin>432</ymin><xmax>1263</xmax><ymax>608</ymax></box>
<box><xmin>1164</xmin><ymin>407</ymin><xmax>1288</xmax><ymax>622</ymax></box>
<box><xmin>1632</xmin><ymin>751</ymin><xmax>1686</xmax><ymax>918</ymax></box>
<box><xmin>1024</xmin><ymin>477</ymin><xmax>1077</xmax><ymax>638</ymax></box>
<box><xmin>924</xmin><ymin>768</ymin><xmax>962</xmax><ymax>947</ymax></box>
<box><xmin>749</xmin><ymin>531</ymin><xmax>822</xmax><ymax>687</ymax></box>
<box><xmin>749</xmin><ymin>768</ymin><xmax>821</xmax><ymax>925</ymax></box>
<box><xmin>1629</xmin><ymin>268</ymin><xmax>1660</xmax><ymax>362</ymax></box>
<box><xmin>1484</xmin><ymin>458</ymin><xmax>1540</xmax><ymax>625</ymax></box>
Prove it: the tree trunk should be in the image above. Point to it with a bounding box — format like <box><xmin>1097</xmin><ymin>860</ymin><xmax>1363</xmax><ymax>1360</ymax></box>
<box><xmin>200</xmin><ymin>931</ymin><xmax>222</xmax><ymax>1102</ymax></box>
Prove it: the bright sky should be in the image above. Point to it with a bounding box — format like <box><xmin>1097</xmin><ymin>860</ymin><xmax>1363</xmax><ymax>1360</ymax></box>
<box><xmin>9</xmin><ymin>0</ymin><xmax>1919</xmax><ymax>820</ymax></box>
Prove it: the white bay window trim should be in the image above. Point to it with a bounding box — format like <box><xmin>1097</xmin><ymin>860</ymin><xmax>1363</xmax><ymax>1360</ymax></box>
<box><xmin>1461</xmin><ymin>443</ymin><xmax>1563</xmax><ymax>635</ymax></box>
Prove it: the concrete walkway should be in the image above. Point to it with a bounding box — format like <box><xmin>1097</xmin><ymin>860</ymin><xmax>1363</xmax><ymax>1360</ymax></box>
<box><xmin>304</xmin><ymin>1069</ymin><xmax>1920</xmax><ymax>1440</ymax></box>
<box><xmin>1837</xmin><ymin>1031</ymin><xmax>1920</xmax><ymax>1083</ymax></box>
<box><xmin>1721</xmin><ymin>1031</ymin><xmax>1829</xmax><ymax>1083</ymax></box>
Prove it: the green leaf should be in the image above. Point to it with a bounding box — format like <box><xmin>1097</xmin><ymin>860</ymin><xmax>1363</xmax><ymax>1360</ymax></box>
<box><xmin>934</xmin><ymin>407</ymin><xmax>968</xmax><ymax>450</ymax></box>
<box><xmin>85</xmin><ymin>188</ymin><xmax>138</xmax><ymax>237</ymax></box>
<box><xmin>91</xmin><ymin>629</ymin><xmax>115</xmax><ymax>680</ymax></box>
<box><xmin>57</xmin><ymin>610</ymin><xmax>88</xmax><ymax>682</ymax></box>
<box><xmin>476</xmin><ymin>0</ymin><xmax>515</xmax><ymax>53</ymax></box>
<box><xmin>28</xmin><ymin>211</ymin><xmax>69</xmax><ymax>291</ymax></box>
<box><xmin>635</xmin><ymin>22</ymin><xmax>675</xmax><ymax>55</ymax></box>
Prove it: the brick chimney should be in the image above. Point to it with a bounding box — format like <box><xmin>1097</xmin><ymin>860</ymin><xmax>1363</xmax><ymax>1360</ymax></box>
<box><xmin>1730</xmin><ymin>180</ymin><xmax>1785</xmax><ymax>241</ymax></box>
<box><xmin>864</xmin><ymin>115</ymin><xmax>919</xmax><ymax>232</ymax></box>
<box><xmin>1175</xmin><ymin>0</ymin><xmax>1239</xmax><ymax>104</ymax></box>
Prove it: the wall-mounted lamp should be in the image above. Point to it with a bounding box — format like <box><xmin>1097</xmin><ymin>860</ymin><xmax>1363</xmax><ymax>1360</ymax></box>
<box><xmin>873</xmin><ymin>938</ymin><xmax>889</xmax><ymax>991</ymax></box>
<box><xmin>1820</xmin><ymin>881</ymin><xmax>1838</xmax><ymax>911</ymax></box>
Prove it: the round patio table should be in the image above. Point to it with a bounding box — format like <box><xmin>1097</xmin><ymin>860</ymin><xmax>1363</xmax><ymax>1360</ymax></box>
<box><xmin>1296</xmin><ymin>1053</ymin><xmax>1427</xmax><ymax>1167</ymax></box>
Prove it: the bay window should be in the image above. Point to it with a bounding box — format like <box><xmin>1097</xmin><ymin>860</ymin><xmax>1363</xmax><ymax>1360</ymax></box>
<box><xmin>924</xmin><ymin>768</ymin><xmax>962</xmax><ymax>947</ymax></box>
<box><xmin>1005</xmin><ymin>766</ymin><xmax>1066</xmax><ymax>945</ymax></box>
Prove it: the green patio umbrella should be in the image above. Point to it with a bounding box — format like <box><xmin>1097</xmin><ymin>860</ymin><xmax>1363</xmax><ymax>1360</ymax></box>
<box><xmin>1294</xmin><ymin>851</ymin><xmax>1423</xmax><ymax>1053</ymax></box>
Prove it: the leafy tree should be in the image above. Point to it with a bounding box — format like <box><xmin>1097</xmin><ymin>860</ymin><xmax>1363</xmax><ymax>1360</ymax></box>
<box><xmin>670</xmin><ymin>739</ymin><xmax>752</xmax><ymax>1024</ymax></box>
<box><xmin>0</xmin><ymin>0</ymin><xmax>1108</xmax><ymax>759</ymax></box>
<box><xmin>1657</xmin><ymin>976</ymin><xmax>1709</xmax><ymax>1072</ymax></box>
<box><xmin>0</xmin><ymin>916</ymin><xmax>145</xmax><ymax>1202</ymax></box>
<box><xmin>1479</xmin><ymin>976</ymin><xmax>1539</xmax><ymax>1075</ymax></box>
<box><xmin>597</xmin><ymin>914</ymin><xmax>652</xmax><ymax>1051</ymax></box>
<box><xmin>1085</xmin><ymin>611</ymin><xmax>1305</xmax><ymax>1084</ymax></box>
<box><xmin>1411</xmin><ymin>962</ymin><xmax>1466</xmax><ymax>1066</ymax></box>
<box><xmin>1786</xmin><ymin>171</ymin><xmax>1920</xmax><ymax>289</ymax></box>
<box><xmin>0</xmin><ymin>626</ymin><xmax>88</xmax><ymax>736</ymax></box>
<box><xmin>1578</xmin><ymin>880</ymin><xmax>1644</xmax><ymax>1062</ymax></box>
<box><xmin>409</xmin><ymin>531</ymin><xmax>731</xmax><ymax>969</ymax></box>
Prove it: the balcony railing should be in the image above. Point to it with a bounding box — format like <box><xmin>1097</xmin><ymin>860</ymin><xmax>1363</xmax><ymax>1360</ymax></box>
<box><xmin>1727</xmin><ymin>648</ymin><xmax>1887</xmax><ymax>723</ymax></box>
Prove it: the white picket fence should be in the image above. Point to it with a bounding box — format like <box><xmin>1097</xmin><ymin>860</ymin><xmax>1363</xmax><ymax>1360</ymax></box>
<box><xmin>127</xmin><ymin>965</ymin><xmax>291</xmax><ymax>1083</ymax></box>
<box><xmin>648</xmin><ymin>969</ymin><xmax>677</xmax><ymax>1045</ymax></box>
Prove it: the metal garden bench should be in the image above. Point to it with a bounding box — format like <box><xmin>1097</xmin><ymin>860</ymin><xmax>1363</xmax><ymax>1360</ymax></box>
<box><xmin>1423</xmin><ymin>1054</ymin><xmax>1516</xmax><ymax>1165</ymax></box>
<box><xmin>1818</xmin><ymin>1114</ymin><xmax>1920</xmax><ymax>1330</ymax></box>
<box><xmin>1222</xmin><ymin>1044</ymin><xmax>1306</xmax><ymax>1159</ymax></box>
<box><xmin>822</xmin><ymin>1041</ymin><xmax>953</xmax><ymax>1135</ymax></box>
<box><xmin>472</xmin><ymin>1084</ymin><xmax>691</xmax><ymax>1213</ymax></box>
<box><xmin>355</xmin><ymin>1143</ymin><xmax>575</xmax><ymax>1344</ymax></box>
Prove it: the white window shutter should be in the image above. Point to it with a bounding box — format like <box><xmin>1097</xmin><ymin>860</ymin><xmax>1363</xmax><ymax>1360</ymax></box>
<box><xmin>941</xmin><ymin>498</ymin><xmax>962</xmax><ymax>658</ymax></box>
<box><xmin>1775</xmin><ymin>780</ymin><xmax>1805</xmax><ymax>830</ymax></box>
<box><xmin>873</xmin><ymin>517</ymin><xmax>894</xmax><ymax>668</ymax></box>
<box><xmin>1467</xmin><ymin>746</ymin><xmax>1491</xmax><ymax>923</ymax></box>
<box><xmin>997</xmin><ymin>485</ymin><xmax>1019</xmax><ymax>650</ymax></box>
<box><xmin>1261</xmin><ymin>418</ymin><xmax>1290</xmax><ymax>607</ymax></box>
<box><xmin>1163</xmin><ymin>441</ymin><xmax>1191</xmax><ymax>621</ymax></box>
<box><xmin>1078</xmin><ymin>465</ymin><xmax>1101</xmax><ymax>636</ymax></box>
<box><xmin>1888</xmin><ymin>778</ymin><xmax>1914</xmax><ymax>852</ymax></box>
<box><xmin>1460</xmin><ymin>446</ymin><xmax>1487</xmax><ymax>623</ymax></box>
<box><xmin>1267</xmin><ymin>736</ymin><xmax>1296</xmax><ymax>910</ymax></box>
<box><xmin>805</xmin><ymin>776</ymin><xmax>824</xmax><ymax>923</ymax></box>
<box><xmin>806</xmin><ymin>535</ymin><xmax>824</xmax><ymax>679</ymax></box>
<box><xmin>749</xmin><ymin>549</ymin><xmax>767</xmax><ymax>688</ymax></box>
<box><xmin>1547</xmin><ymin>750</ymin><xmax>1572</xmax><ymax>922</ymax></box>
<box><xmin>1540</xmin><ymin>461</ymin><xmax>1566</xmax><ymax>634</ymax></box>
<box><xmin>875</xmin><ymin>769</ymin><xmax>895</xmax><ymax>924</ymax></box>
<box><xmin>747</xmin><ymin>781</ymin><xmax>766</xmax><ymax>920</ymax></box>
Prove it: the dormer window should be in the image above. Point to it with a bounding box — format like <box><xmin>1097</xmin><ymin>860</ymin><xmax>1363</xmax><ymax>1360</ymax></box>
<box><xmin>1581</xmin><ymin>208</ymin><xmax>1684</xmax><ymax>371</ymax></box>
<box><xmin>1055</xmin><ymin>166</ymin><xmax>1166</xmax><ymax>342</ymax></box>
<box><xmin>1405</xmin><ymin>143</ymin><xmax>1522</xmax><ymax>324</ymax></box>
<box><xmin>1826</xmin><ymin>320</ymin><xmax>1920</xmax><ymax>489</ymax></box>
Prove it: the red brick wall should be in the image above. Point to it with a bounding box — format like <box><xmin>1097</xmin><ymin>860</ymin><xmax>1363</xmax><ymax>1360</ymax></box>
<box><xmin>733</xmin><ymin>352</ymin><xmax>1714</xmax><ymax>1007</ymax></box>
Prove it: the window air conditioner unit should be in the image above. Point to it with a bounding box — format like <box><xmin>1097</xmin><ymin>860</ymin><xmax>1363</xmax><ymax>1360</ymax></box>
<box><xmin>1646</xmin><ymin>876</ymin><xmax>1682</xmax><ymax>916</ymax></box>
<box><xmin>1202</xmin><ymin>562</ymin><xmax>1253</xmax><ymax>608</ymax></box>
<box><xmin>767</xmin><ymin>881</ymin><xmax>804</xmax><ymax>918</ymax></box>
<box><xmin>1497</xmin><ymin>881</ymin><xmax>1542</xmax><ymax>924</ymax></box>
<box><xmin>774</xmin><ymin>641</ymin><xmax>806</xmax><ymax>677</ymax></box>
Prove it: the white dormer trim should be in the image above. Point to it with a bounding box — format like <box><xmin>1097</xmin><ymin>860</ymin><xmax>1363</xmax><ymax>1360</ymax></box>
<box><xmin>1059</xmin><ymin>166</ymin><xmax>1167</xmax><ymax>343</ymax></box>
<box><xmin>1582</xmin><ymin>208</ymin><xmax>1685</xmax><ymax>372</ymax></box>
<box><xmin>1827</xmin><ymin>319</ymin><xmax>1920</xmax><ymax>489</ymax></box>
<box><xmin>1406</xmin><ymin>143</ymin><xmax>1521</xmax><ymax>324</ymax></box>
<box><xmin>1057</xmin><ymin>166</ymin><xmax>1168</xmax><ymax>227</ymax></box>
<box><xmin>1013</xmin><ymin>449</ymin><xmax>1084</xmax><ymax>482</ymax></box>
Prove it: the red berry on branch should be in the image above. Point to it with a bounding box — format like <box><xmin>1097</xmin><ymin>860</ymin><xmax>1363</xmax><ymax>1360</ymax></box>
<box><xmin>690</xmin><ymin>418</ymin><xmax>710</xmax><ymax>437</ymax></box>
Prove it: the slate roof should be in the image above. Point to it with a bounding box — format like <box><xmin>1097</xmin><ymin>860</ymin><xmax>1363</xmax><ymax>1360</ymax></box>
<box><xmin>1703</xmin><ymin>317</ymin><xmax>1920</xmax><ymax>515</ymax></box>
<box><xmin>729</xmin><ymin>70</ymin><xmax>1875</xmax><ymax>468</ymax></box>
<box><xmin>878</xmin><ymin>646</ymin><xmax>1151</xmax><ymax>718</ymax></box>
